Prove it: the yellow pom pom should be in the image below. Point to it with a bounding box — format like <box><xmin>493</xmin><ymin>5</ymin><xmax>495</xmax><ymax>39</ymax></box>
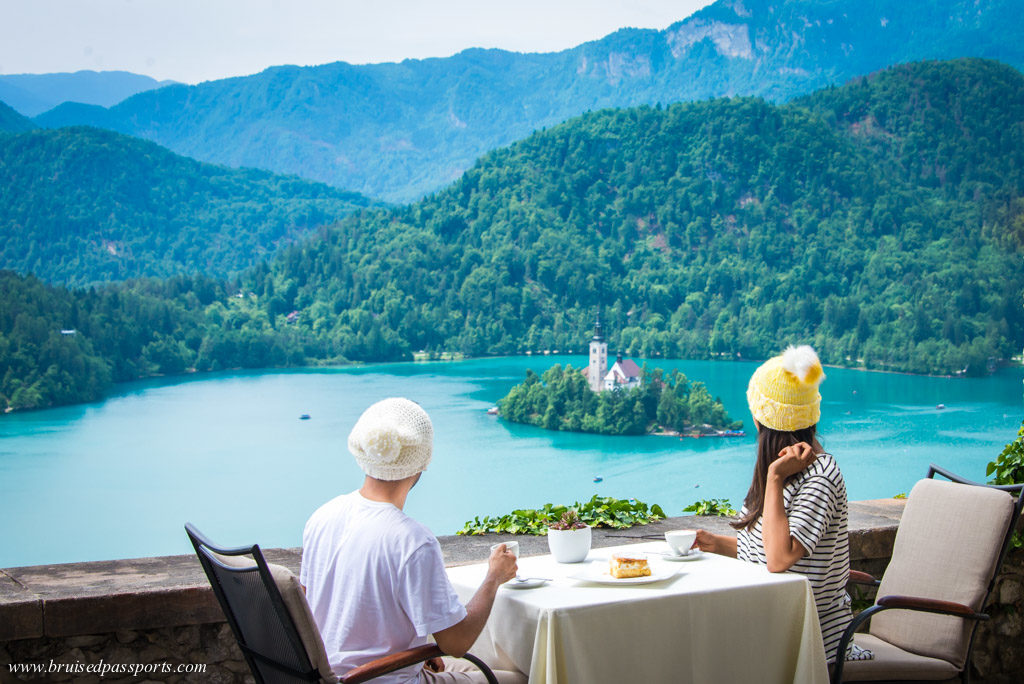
<box><xmin>781</xmin><ymin>345</ymin><xmax>824</xmax><ymax>385</ymax></box>
<box><xmin>803</xmin><ymin>362</ymin><xmax>823</xmax><ymax>386</ymax></box>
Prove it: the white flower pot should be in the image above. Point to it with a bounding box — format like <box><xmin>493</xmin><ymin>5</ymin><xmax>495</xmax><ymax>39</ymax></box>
<box><xmin>547</xmin><ymin>525</ymin><xmax>592</xmax><ymax>563</ymax></box>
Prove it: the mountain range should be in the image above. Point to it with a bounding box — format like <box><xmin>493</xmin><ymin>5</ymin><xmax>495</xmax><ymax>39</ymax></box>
<box><xmin>0</xmin><ymin>126</ymin><xmax>379</xmax><ymax>284</ymax></box>
<box><xmin>0</xmin><ymin>70</ymin><xmax>176</xmax><ymax>117</ymax></box>
<box><xmin>5</xmin><ymin>58</ymin><xmax>1021</xmax><ymax>412</ymax></box>
<box><xmin>31</xmin><ymin>0</ymin><xmax>1024</xmax><ymax>202</ymax></box>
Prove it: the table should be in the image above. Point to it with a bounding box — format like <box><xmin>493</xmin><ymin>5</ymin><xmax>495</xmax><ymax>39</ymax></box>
<box><xmin>446</xmin><ymin>542</ymin><xmax>829</xmax><ymax>684</ymax></box>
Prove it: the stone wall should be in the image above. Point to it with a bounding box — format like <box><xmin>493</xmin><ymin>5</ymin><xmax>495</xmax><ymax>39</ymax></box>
<box><xmin>1</xmin><ymin>503</ymin><xmax>1021</xmax><ymax>683</ymax></box>
<box><xmin>1</xmin><ymin>624</ymin><xmax>247</xmax><ymax>684</ymax></box>
<box><xmin>972</xmin><ymin>547</ymin><xmax>1024</xmax><ymax>683</ymax></box>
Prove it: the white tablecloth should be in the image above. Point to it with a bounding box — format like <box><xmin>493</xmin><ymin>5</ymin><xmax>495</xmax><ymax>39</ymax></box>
<box><xmin>446</xmin><ymin>542</ymin><xmax>828</xmax><ymax>684</ymax></box>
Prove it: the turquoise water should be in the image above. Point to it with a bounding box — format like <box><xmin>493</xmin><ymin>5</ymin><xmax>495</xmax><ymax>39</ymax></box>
<box><xmin>1</xmin><ymin>356</ymin><xmax>1022</xmax><ymax>567</ymax></box>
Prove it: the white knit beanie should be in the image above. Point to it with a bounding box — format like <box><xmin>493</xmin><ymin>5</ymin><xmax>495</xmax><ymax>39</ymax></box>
<box><xmin>348</xmin><ymin>398</ymin><xmax>433</xmax><ymax>481</ymax></box>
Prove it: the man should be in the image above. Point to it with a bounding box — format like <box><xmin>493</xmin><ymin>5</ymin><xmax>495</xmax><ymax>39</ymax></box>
<box><xmin>299</xmin><ymin>397</ymin><xmax>526</xmax><ymax>684</ymax></box>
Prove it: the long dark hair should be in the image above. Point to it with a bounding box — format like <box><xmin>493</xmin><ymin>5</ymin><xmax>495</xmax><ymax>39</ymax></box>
<box><xmin>731</xmin><ymin>422</ymin><xmax>822</xmax><ymax>531</ymax></box>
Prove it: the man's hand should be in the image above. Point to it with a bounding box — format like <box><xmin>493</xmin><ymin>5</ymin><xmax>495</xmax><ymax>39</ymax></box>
<box><xmin>486</xmin><ymin>543</ymin><xmax>518</xmax><ymax>584</ymax></box>
<box><xmin>769</xmin><ymin>442</ymin><xmax>816</xmax><ymax>480</ymax></box>
<box><xmin>424</xmin><ymin>657</ymin><xmax>445</xmax><ymax>673</ymax></box>
<box><xmin>434</xmin><ymin>543</ymin><xmax>518</xmax><ymax>657</ymax></box>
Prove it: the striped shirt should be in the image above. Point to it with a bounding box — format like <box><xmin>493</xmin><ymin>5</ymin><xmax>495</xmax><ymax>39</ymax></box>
<box><xmin>736</xmin><ymin>452</ymin><xmax>852</xmax><ymax>664</ymax></box>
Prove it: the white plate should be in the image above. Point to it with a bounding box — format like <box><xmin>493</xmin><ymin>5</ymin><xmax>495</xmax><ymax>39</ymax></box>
<box><xmin>503</xmin><ymin>578</ymin><xmax>549</xmax><ymax>590</ymax></box>
<box><xmin>654</xmin><ymin>549</ymin><xmax>705</xmax><ymax>562</ymax></box>
<box><xmin>568</xmin><ymin>563</ymin><xmax>679</xmax><ymax>585</ymax></box>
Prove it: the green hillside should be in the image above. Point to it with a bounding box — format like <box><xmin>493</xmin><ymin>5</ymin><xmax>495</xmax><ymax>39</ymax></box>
<box><xmin>239</xmin><ymin>58</ymin><xmax>1024</xmax><ymax>376</ymax></box>
<box><xmin>2</xmin><ymin>59</ymin><xmax>1022</xmax><ymax>412</ymax></box>
<box><xmin>0</xmin><ymin>100</ymin><xmax>34</xmax><ymax>133</ymax></box>
<box><xmin>0</xmin><ymin>126</ymin><xmax>379</xmax><ymax>284</ymax></box>
<box><xmin>0</xmin><ymin>271</ymin><xmax>320</xmax><ymax>411</ymax></box>
<box><xmin>33</xmin><ymin>0</ymin><xmax>1024</xmax><ymax>202</ymax></box>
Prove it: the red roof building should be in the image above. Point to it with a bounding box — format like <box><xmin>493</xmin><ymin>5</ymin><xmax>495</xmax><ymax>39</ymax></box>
<box><xmin>603</xmin><ymin>353</ymin><xmax>641</xmax><ymax>391</ymax></box>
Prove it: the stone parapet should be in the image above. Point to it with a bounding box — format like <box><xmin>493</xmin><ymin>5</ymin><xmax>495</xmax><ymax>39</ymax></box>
<box><xmin>2</xmin><ymin>499</ymin><xmax>1017</xmax><ymax>682</ymax></box>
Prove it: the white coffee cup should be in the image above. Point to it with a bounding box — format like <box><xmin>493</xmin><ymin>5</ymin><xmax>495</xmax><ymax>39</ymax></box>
<box><xmin>665</xmin><ymin>529</ymin><xmax>697</xmax><ymax>556</ymax></box>
<box><xmin>491</xmin><ymin>541</ymin><xmax>520</xmax><ymax>558</ymax></box>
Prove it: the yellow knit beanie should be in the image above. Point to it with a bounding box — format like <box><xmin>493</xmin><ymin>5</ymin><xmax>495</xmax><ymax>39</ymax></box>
<box><xmin>746</xmin><ymin>345</ymin><xmax>825</xmax><ymax>432</ymax></box>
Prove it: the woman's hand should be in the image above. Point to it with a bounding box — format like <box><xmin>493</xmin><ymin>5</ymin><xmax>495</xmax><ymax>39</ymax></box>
<box><xmin>769</xmin><ymin>442</ymin><xmax>817</xmax><ymax>480</ymax></box>
<box><xmin>762</xmin><ymin>442</ymin><xmax>814</xmax><ymax>572</ymax></box>
<box><xmin>693</xmin><ymin>529</ymin><xmax>737</xmax><ymax>557</ymax></box>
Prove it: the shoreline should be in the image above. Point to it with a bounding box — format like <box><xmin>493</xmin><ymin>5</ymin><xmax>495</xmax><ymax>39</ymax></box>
<box><xmin>4</xmin><ymin>352</ymin><xmax>1021</xmax><ymax>417</ymax></box>
<box><xmin>650</xmin><ymin>429</ymin><xmax>747</xmax><ymax>438</ymax></box>
<box><xmin>491</xmin><ymin>413</ymin><xmax>745</xmax><ymax>439</ymax></box>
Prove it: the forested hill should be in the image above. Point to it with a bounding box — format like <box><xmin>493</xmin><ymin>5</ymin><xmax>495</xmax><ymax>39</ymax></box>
<box><xmin>33</xmin><ymin>0</ymin><xmax>1024</xmax><ymax>202</ymax></box>
<box><xmin>797</xmin><ymin>60</ymin><xmax>1024</xmax><ymax>193</ymax></box>
<box><xmin>3</xmin><ymin>59</ymin><xmax>1023</xmax><ymax>413</ymax></box>
<box><xmin>238</xmin><ymin>58</ymin><xmax>1024</xmax><ymax>376</ymax></box>
<box><xmin>0</xmin><ymin>100</ymin><xmax>34</xmax><ymax>133</ymax></box>
<box><xmin>0</xmin><ymin>126</ymin><xmax>380</xmax><ymax>284</ymax></box>
<box><xmin>0</xmin><ymin>271</ymin><xmax>312</xmax><ymax>411</ymax></box>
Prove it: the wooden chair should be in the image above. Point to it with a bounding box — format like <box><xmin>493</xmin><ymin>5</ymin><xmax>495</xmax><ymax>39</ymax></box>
<box><xmin>185</xmin><ymin>523</ymin><xmax>498</xmax><ymax>684</ymax></box>
<box><xmin>832</xmin><ymin>465</ymin><xmax>1023</xmax><ymax>683</ymax></box>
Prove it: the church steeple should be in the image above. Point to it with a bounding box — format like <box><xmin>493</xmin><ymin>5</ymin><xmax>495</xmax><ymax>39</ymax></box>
<box><xmin>588</xmin><ymin>309</ymin><xmax>608</xmax><ymax>392</ymax></box>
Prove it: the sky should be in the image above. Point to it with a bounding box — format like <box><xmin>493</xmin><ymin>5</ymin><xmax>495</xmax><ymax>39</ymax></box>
<box><xmin>0</xmin><ymin>0</ymin><xmax>714</xmax><ymax>84</ymax></box>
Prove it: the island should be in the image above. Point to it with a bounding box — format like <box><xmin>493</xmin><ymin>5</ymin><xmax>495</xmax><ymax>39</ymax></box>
<box><xmin>498</xmin><ymin>322</ymin><xmax>744</xmax><ymax>441</ymax></box>
<box><xmin>497</xmin><ymin>363</ymin><xmax>741</xmax><ymax>436</ymax></box>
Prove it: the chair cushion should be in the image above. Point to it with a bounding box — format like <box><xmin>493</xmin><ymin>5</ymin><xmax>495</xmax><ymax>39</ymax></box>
<box><xmin>870</xmin><ymin>478</ymin><xmax>1014</xmax><ymax>667</ymax></box>
<box><xmin>841</xmin><ymin>634</ymin><xmax>960</xmax><ymax>682</ymax></box>
<box><xmin>208</xmin><ymin>549</ymin><xmax>256</xmax><ymax>569</ymax></box>
<box><xmin>267</xmin><ymin>563</ymin><xmax>339</xmax><ymax>684</ymax></box>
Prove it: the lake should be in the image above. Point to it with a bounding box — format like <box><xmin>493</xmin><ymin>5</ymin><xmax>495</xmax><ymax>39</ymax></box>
<box><xmin>1</xmin><ymin>356</ymin><xmax>1022</xmax><ymax>568</ymax></box>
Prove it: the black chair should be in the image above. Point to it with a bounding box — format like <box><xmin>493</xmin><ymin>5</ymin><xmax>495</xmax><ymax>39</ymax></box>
<box><xmin>832</xmin><ymin>465</ymin><xmax>1024</xmax><ymax>683</ymax></box>
<box><xmin>186</xmin><ymin>523</ymin><xmax>498</xmax><ymax>684</ymax></box>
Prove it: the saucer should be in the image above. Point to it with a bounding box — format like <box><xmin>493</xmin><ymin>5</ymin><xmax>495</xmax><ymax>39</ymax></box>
<box><xmin>504</xmin><ymin>578</ymin><xmax>549</xmax><ymax>589</ymax></box>
<box><xmin>657</xmin><ymin>549</ymin><xmax>704</xmax><ymax>562</ymax></box>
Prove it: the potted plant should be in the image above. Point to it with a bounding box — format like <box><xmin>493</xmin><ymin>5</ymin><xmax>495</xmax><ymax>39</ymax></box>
<box><xmin>547</xmin><ymin>509</ymin><xmax>592</xmax><ymax>563</ymax></box>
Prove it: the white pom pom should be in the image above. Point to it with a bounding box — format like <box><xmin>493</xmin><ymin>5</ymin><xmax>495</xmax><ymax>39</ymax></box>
<box><xmin>780</xmin><ymin>345</ymin><xmax>822</xmax><ymax>383</ymax></box>
<box><xmin>361</xmin><ymin>426</ymin><xmax>402</xmax><ymax>464</ymax></box>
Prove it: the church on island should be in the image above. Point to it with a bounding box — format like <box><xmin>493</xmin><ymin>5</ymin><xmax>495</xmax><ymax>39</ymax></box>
<box><xmin>587</xmin><ymin>316</ymin><xmax>642</xmax><ymax>392</ymax></box>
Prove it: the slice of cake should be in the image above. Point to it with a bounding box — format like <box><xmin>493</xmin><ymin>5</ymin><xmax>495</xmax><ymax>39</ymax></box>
<box><xmin>609</xmin><ymin>553</ymin><xmax>651</xmax><ymax>579</ymax></box>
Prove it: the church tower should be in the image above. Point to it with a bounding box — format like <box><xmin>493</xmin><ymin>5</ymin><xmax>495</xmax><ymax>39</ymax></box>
<box><xmin>588</xmin><ymin>313</ymin><xmax>607</xmax><ymax>392</ymax></box>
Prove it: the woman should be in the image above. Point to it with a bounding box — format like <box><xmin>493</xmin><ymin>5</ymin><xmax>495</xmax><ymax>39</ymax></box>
<box><xmin>694</xmin><ymin>345</ymin><xmax>870</xmax><ymax>664</ymax></box>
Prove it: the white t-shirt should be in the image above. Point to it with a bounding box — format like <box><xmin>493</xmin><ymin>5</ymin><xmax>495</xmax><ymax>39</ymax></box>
<box><xmin>299</xmin><ymin>492</ymin><xmax>468</xmax><ymax>684</ymax></box>
<box><xmin>737</xmin><ymin>453</ymin><xmax>853</xmax><ymax>664</ymax></box>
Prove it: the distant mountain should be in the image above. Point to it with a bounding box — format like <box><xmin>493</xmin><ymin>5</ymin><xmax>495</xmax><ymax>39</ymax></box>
<box><xmin>33</xmin><ymin>101</ymin><xmax>117</xmax><ymax>130</ymax></box>
<box><xmin>0</xmin><ymin>100</ymin><xmax>35</xmax><ymax>133</ymax></box>
<box><xmin>34</xmin><ymin>0</ymin><xmax>1024</xmax><ymax>202</ymax></box>
<box><xmin>0</xmin><ymin>70</ymin><xmax>177</xmax><ymax>117</ymax></box>
<box><xmin>0</xmin><ymin>126</ymin><xmax>380</xmax><ymax>285</ymax></box>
